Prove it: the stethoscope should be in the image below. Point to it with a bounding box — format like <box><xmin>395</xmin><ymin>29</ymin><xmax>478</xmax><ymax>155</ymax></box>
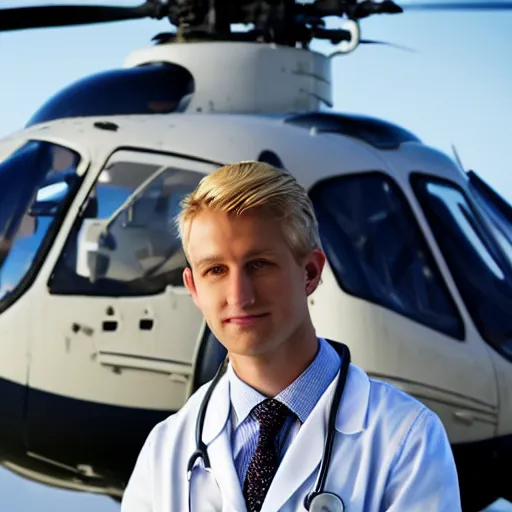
<box><xmin>186</xmin><ymin>339</ymin><xmax>351</xmax><ymax>512</ymax></box>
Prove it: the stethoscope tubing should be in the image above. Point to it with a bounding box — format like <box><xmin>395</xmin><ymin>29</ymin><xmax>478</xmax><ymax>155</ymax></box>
<box><xmin>188</xmin><ymin>357</ymin><xmax>228</xmax><ymax>475</ymax></box>
<box><xmin>304</xmin><ymin>342</ymin><xmax>350</xmax><ymax>509</ymax></box>
<box><xmin>188</xmin><ymin>340</ymin><xmax>351</xmax><ymax>510</ymax></box>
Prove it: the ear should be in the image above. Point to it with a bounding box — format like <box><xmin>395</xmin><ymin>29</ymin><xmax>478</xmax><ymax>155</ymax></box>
<box><xmin>304</xmin><ymin>248</ymin><xmax>326</xmax><ymax>296</ymax></box>
<box><xmin>183</xmin><ymin>267</ymin><xmax>199</xmax><ymax>306</ymax></box>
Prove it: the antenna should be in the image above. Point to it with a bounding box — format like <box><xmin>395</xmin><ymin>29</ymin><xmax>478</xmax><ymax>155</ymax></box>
<box><xmin>451</xmin><ymin>144</ymin><xmax>465</xmax><ymax>172</ymax></box>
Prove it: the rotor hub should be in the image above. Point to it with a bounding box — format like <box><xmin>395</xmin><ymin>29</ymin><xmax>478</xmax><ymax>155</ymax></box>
<box><xmin>124</xmin><ymin>41</ymin><xmax>332</xmax><ymax>114</ymax></box>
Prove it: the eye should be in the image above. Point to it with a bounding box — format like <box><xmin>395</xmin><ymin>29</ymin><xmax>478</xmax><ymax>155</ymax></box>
<box><xmin>204</xmin><ymin>265</ymin><xmax>224</xmax><ymax>277</ymax></box>
<box><xmin>249</xmin><ymin>260</ymin><xmax>269</xmax><ymax>271</ymax></box>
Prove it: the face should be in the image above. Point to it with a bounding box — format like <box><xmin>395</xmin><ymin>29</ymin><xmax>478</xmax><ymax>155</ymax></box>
<box><xmin>183</xmin><ymin>208</ymin><xmax>325</xmax><ymax>359</ymax></box>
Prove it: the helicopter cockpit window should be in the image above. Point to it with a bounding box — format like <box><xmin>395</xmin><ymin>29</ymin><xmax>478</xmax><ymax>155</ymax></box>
<box><xmin>26</xmin><ymin>62</ymin><xmax>195</xmax><ymax>127</ymax></box>
<box><xmin>0</xmin><ymin>141</ymin><xmax>81</xmax><ymax>305</ymax></box>
<box><xmin>467</xmin><ymin>173</ymin><xmax>512</xmax><ymax>264</ymax></box>
<box><xmin>49</xmin><ymin>159</ymin><xmax>203</xmax><ymax>297</ymax></box>
<box><xmin>309</xmin><ymin>173</ymin><xmax>464</xmax><ymax>339</ymax></box>
<box><xmin>412</xmin><ymin>175</ymin><xmax>512</xmax><ymax>359</ymax></box>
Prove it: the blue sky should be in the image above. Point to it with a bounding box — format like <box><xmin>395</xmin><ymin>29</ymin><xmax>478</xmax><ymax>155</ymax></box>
<box><xmin>0</xmin><ymin>1</ymin><xmax>511</xmax><ymax>510</ymax></box>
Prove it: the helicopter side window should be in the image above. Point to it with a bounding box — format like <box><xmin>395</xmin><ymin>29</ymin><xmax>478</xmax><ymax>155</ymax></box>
<box><xmin>412</xmin><ymin>175</ymin><xmax>512</xmax><ymax>359</ymax></box>
<box><xmin>309</xmin><ymin>173</ymin><xmax>464</xmax><ymax>339</ymax></box>
<box><xmin>467</xmin><ymin>173</ymin><xmax>512</xmax><ymax>264</ymax></box>
<box><xmin>49</xmin><ymin>160</ymin><xmax>203</xmax><ymax>297</ymax></box>
<box><xmin>0</xmin><ymin>141</ymin><xmax>81</xmax><ymax>307</ymax></box>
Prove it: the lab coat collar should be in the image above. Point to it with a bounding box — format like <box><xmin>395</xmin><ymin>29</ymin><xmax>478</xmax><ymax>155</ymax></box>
<box><xmin>201</xmin><ymin>353</ymin><xmax>371</xmax><ymax>441</ymax></box>
<box><xmin>202</xmin><ymin>373</ymin><xmax>231</xmax><ymax>446</ymax></box>
<box><xmin>199</xmin><ymin>360</ymin><xmax>372</xmax><ymax>439</ymax></box>
<box><xmin>335</xmin><ymin>363</ymin><xmax>371</xmax><ymax>435</ymax></box>
<box><xmin>201</xmin><ymin>374</ymin><xmax>247</xmax><ymax>511</ymax></box>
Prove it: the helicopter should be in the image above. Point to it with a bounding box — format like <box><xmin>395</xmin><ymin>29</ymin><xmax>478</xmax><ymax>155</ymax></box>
<box><xmin>0</xmin><ymin>1</ymin><xmax>511</xmax><ymax>511</ymax></box>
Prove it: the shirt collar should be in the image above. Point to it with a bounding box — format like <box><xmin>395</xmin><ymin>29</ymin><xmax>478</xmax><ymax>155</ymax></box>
<box><xmin>227</xmin><ymin>364</ymin><xmax>264</xmax><ymax>429</ymax></box>
<box><xmin>228</xmin><ymin>337</ymin><xmax>341</xmax><ymax>427</ymax></box>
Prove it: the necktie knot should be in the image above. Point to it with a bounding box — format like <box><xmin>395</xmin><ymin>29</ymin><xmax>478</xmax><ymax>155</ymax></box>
<box><xmin>252</xmin><ymin>398</ymin><xmax>290</xmax><ymax>438</ymax></box>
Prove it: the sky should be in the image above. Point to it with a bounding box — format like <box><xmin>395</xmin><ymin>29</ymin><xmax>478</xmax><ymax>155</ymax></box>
<box><xmin>0</xmin><ymin>0</ymin><xmax>511</xmax><ymax>511</ymax></box>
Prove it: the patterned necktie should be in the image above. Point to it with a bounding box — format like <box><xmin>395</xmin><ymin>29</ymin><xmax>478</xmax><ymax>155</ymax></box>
<box><xmin>243</xmin><ymin>398</ymin><xmax>292</xmax><ymax>512</ymax></box>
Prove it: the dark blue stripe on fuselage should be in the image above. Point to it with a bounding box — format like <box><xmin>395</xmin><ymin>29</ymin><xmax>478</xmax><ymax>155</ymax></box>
<box><xmin>0</xmin><ymin>376</ymin><xmax>175</xmax><ymax>488</ymax></box>
<box><xmin>0</xmin><ymin>376</ymin><xmax>27</xmax><ymax>457</ymax></box>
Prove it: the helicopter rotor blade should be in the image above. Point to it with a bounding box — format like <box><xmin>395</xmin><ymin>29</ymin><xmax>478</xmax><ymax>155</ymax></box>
<box><xmin>0</xmin><ymin>2</ymin><xmax>160</xmax><ymax>32</ymax></box>
<box><xmin>401</xmin><ymin>1</ymin><xmax>512</xmax><ymax>12</ymax></box>
<box><xmin>360</xmin><ymin>39</ymin><xmax>417</xmax><ymax>52</ymax></box>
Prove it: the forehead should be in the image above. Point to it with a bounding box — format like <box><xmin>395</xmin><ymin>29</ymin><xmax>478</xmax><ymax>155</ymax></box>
<box><xmin>186</xmin><ymin>208</ymin><xmax>287</xmax><ymax>262</ymax></box>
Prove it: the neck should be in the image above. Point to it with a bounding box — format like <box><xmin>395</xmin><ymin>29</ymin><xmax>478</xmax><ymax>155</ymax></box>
<box><xmin>229</xmin><ymin>321</ymin><xmax>319</xmax><ymax>397</ymax></box>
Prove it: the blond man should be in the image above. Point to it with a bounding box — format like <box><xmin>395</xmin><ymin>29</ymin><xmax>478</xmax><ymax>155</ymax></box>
<box><xmin>121</xmin><ymin>161</ymin><xmax>461</xmax><ymax>512</ymax></box>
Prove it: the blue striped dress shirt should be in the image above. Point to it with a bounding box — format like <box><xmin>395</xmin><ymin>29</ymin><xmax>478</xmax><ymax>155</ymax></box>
<box><xmin>227</xmin><ymin>337</ymin><xmax>341</xmax><ymax>485</ymax></box>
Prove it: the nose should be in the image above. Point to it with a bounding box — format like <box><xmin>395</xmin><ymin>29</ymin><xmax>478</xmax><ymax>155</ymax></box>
<box><xmin>226</xmin><ymin>268</ymin><xmax>255</xmax><ymax>308</ymax></box>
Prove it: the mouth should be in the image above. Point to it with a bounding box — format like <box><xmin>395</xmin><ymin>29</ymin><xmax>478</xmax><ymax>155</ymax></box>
<box><xmin>223</xmin><ymin>313</ymin><xmax>269</xmax><ymax>326</ymax></box>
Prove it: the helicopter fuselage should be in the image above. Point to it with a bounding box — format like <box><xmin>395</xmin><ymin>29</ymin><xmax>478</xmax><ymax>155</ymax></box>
<box><xmin>0</xmin><ymin>110</ymin><xmax>511</xmax><ymax>510</ymax></box>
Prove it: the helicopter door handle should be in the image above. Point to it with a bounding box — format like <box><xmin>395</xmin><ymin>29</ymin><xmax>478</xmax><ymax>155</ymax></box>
<box><xmin>139</xmin><ymin>318</ymin><xmax>154</xmax><ymax>331</ymax></box>
<box><xmin>102</xmin><ymin>320</ymin><xmax>118</xmax><ymax>332</ymax></box>
<box><xmin>453</xmin><ymin>411</ymin><xmax>475</xmax><ymax>426</ymax></box>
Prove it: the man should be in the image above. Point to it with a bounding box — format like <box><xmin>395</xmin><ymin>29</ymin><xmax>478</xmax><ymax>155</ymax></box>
<box><xmin>121</xmin><ymin>161</ymin><xmax>461</xmax><ymax>511</ymax></box>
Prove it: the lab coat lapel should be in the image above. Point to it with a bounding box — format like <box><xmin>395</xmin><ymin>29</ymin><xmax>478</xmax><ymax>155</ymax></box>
<box><xmin>260</xmin><ymin>373</ymin><xmax>338</xmax><ymax>512</ymax></box>
<box><xmin>201</xmin><ymin>375</ymin><xmax>247</xmax><ymax>512</ymax></box>
<box><xmin>261</xmin><ymin>364</ymin><xmax>370</xmax><ymax>511</ymax></box>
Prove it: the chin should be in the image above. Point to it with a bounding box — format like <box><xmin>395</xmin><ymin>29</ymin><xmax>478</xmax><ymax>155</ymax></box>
<box><xmin>227</xmin><ymin>332</ymin><xmax>280</xmax><ymax>358</ymax></box>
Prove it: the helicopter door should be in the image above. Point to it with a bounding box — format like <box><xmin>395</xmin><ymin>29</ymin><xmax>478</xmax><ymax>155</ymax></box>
<box><xmin>460</xmin><ymin>173</ymin><xmax>512</xmax><ymax>439</ymax></box>
<box><xmin>24</xmin><ymin>150</ymin><xmax>219</xmax><ymax>471</ymax></box>
<box><xmin>48</xmin><ymin>149</ymin><xmax>216</xmax><ymax>377</ymax></box>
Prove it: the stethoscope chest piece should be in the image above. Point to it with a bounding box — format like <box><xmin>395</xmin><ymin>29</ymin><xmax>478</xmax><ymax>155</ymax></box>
<box><xmin>309</xmin><ymin>492</ymin><xmax>345</xmax><ymax>512</ymax></box>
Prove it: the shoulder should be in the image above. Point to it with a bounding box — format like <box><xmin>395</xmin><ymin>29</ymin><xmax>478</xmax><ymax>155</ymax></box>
<box><xmin>347</xmin><ymin>362</ymin><xmax>447</xmax><ymax>448</ymax></box>
<box><xmin>359</xmin><ymin>365</ymin><xmax>451</xmax><ymax>461</ymax></box>
<box><xmin>367</xmin><ymin>371</ymin><xmax>428</xmax><ymax>422</ymax></box>
<box><xmin>358</xmin><ymin>368</ymin><xmax>461</xmax><ymax>508</ymax></box>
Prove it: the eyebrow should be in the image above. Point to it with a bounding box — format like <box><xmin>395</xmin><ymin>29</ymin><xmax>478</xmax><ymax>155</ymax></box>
<box><xmin>195</xmin><ymin>250</ymin><xmax>276</xmax><ymax>269</ymax></box>
<box><xmin>195</xmin><ymin>256</ymin><xmax>223</xmax><ymax>269</ymax></box>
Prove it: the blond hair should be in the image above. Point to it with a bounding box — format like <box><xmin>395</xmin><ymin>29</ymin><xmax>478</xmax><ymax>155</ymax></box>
<box><xmin>177</xmin><ymin>161</ymin><xmax>320</xmax><ymax>260</ymax></box>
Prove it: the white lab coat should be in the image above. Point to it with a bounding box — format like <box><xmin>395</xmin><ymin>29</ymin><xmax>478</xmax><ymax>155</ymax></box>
<box><xmin>121</xmin><ymin>362</ymin><xmax>461</xmax><ymax>512</ymax></box>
